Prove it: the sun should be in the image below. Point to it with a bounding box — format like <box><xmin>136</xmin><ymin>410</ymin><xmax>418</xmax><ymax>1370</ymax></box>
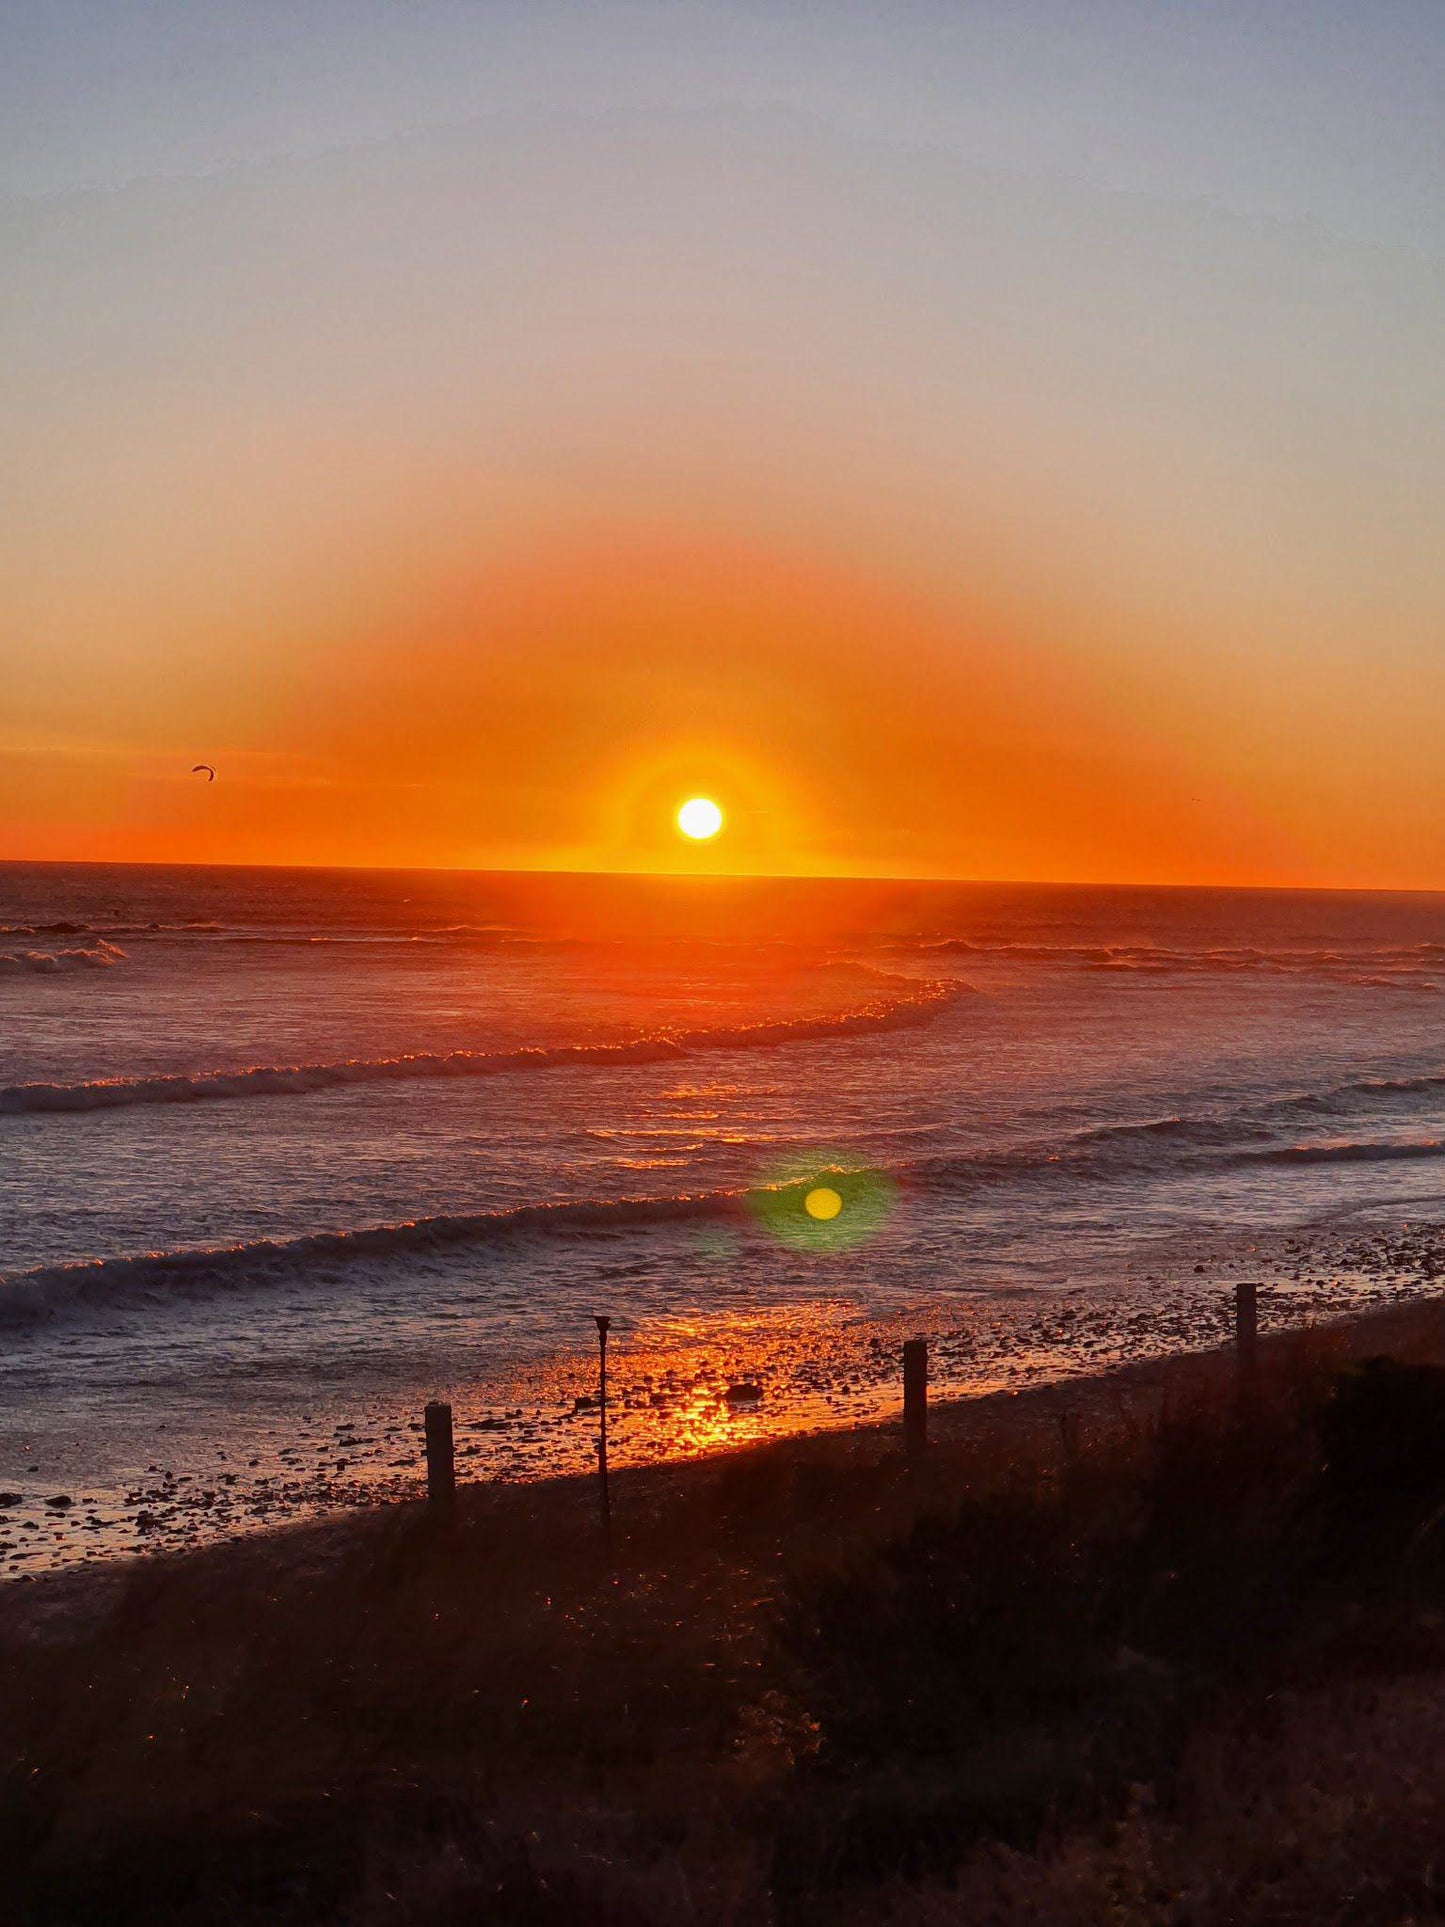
<box><xmin>677</xmin><ymin>796</ymin><xmax>724</xmax><ymax>841</ymax></box>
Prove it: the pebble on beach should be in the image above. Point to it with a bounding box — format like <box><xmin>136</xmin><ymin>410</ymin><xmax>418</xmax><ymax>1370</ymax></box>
<box><xmin>8</xmin><ymin>1216</ymin><xmax>1445</xmax><ymax>1580</ymax></box>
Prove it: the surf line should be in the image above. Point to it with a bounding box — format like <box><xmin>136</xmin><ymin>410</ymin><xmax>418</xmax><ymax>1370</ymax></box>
<box><xmin>0</xmin><ymin>978</ymin><xmax>969</xmax><ymax>1118</ymax></box>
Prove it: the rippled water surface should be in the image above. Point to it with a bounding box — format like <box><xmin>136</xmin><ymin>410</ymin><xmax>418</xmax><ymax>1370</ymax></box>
<box><xmin>5</xmin><ymin>863</ymin><xmax>1445</xmax><ymax>1572</ymax></box>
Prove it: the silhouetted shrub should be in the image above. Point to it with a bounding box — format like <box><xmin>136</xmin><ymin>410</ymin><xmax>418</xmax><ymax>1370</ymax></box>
<box><xmin>1321</xmin><ymin>1355</ymin><xmax>1445</xmax><ymax>1494</ymax></box>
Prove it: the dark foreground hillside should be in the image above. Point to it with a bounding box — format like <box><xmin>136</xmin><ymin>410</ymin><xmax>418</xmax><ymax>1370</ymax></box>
<box><xmin>10</xmin><ymin>1302</ymin><xmax>1445</xmax><ymax>1925</ymax></box>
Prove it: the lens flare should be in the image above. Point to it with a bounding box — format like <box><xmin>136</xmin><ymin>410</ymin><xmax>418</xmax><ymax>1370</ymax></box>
<box><xmin>749</xmin><ymin>1163</ymin><xmax>898</xmax><ymax>1252</ymax></box>
<box><xmin>677</xmin><ymin>796</ymin><xmax>723</xmax><ymax>840</ymax></box>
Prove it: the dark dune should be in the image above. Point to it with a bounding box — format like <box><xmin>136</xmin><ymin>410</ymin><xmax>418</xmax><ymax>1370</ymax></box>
<box><xmin>10</xmin><ymin>1293</ymin><xmax>1445</xmax><ymax>1923</ymax></box>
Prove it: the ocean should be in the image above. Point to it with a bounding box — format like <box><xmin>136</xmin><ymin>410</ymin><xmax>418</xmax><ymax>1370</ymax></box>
<box><xmin>5</xmin><ymin>861</ymin><xmax>1445</xmax><ymax>1574</ymax></box>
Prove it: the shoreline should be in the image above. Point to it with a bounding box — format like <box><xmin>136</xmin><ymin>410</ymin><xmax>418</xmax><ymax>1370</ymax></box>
<box><xmin>7</xmin><ymin>1205</ymin><xmax>1445</xmax><ymax>1581</ymax></box>
<box><xmin>9</xmin><ymin>1272</ymin><xmax>1445</xmax><ymax>1642</ymax></box>
<box><xmin>10</xmin><ymin>1277</ymin><xmax>1445</xmax><ymax>1922</ymax></box>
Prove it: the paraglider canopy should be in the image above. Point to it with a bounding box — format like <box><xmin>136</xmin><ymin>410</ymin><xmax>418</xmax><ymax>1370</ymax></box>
<box><xmin>191</xmin><ymin>764</ymin><xmax>216</xmax><ymax>782</ymax></box>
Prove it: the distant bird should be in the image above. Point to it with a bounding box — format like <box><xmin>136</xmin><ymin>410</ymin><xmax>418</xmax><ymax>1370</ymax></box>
<box><xmin>191</xmin><ymin>764</ymin><xmax>216</xmax><ymax>782</ymax></box>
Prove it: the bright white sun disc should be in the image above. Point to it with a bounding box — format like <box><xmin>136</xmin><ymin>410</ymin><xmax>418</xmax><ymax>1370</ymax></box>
<box><xmin>677</xmin><ymin>797</ymin><xmax>723</xmax><ymax>840</ymax></box>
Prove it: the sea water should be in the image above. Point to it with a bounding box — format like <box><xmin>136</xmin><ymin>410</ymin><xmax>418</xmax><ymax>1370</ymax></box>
<box><xmin>4</xmin><ymin>862</ymin><xmax>1445</xmax><ymax>1572</ymax></box>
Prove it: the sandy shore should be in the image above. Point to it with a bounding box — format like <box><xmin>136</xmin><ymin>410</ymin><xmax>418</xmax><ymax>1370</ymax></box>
<box><xmin>7</xmin><ymin>1256</ymin><xmax>1445</xmax><ymax>1647</ymax></box>
<box><xmin>10</xmin><ymin>1273</ymin><xmax>1445</xmax><ymax>1924</ymax></box>
<box><xmin>5</xmin><ymin>1207</ymin><xmax>1445</xmax><ymax>1582</ymax></box>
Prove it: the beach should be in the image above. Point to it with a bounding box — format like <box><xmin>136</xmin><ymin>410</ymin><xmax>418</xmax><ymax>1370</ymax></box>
<box><xmin>8</xmin><ymin>7</ymin><xmax>1442</xmax><ymax>1916</ymax></box>
<box><xmin>9</xmin><ymin>1284</ymin><xmax>1445</xmax><ymax>1923</ymax></box>
<box><xmin>10</xmin><ymin>865</ymin><xmax>1445</xmax><ymax>1580</ymax></box>
<box><xmin>7</xmin><ymin>1210</ymin><xmax>1445</xmax><ymax>1578</ymax></box>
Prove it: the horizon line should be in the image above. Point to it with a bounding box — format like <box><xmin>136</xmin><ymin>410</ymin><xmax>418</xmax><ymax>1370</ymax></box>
<box><xmin>3</xmin><ymin>852</ymin><xmax>1445</xmax><ymax>901</ymax></box>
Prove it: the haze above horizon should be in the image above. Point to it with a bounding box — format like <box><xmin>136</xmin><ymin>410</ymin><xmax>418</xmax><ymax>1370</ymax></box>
<box><xmin>3</xmin><ymin>2</ymin><xmax>1442</xmax><ymax>890</ymax></box>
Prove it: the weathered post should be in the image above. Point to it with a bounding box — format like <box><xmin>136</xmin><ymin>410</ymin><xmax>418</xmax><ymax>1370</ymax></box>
<box><xmin>1235</xmin><ymin>1281</ymin><xmax>1259</xmax><ymax>1404</ymax></box>
<box><xmin>594</xmin><ymin>1315</ymin><xmax>612</xmax><ymax>1547</ymax></box>
<box><xmin>903</xmin><ymin>1337</ymin><xmax>928</xmax><ymax>1461</ymax></box>
<box><xmin>1059</xmin><ymin>1410</ymin><xmax>1082</xmax><ymax>1476</ymax></box>
<box><xmin>424</xmin><ymin>1401</ymin><xmax>456</xmax><ymax>1511</ymax></box>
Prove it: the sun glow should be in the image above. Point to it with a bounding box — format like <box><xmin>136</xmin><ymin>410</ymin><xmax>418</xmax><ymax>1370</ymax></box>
<box><xmin>677</xmin><ymin>796</ymin><xmax>724</xmax><ymax>841</ymax></box>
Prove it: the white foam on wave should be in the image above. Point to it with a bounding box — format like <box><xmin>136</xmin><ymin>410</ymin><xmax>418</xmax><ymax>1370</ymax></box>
<box><xmin>0</xmin><ymin>939</ymin><xmax>126</xmax><ymax>976</ymax></box>
<box><xmin>1249</xmin><ymin>1138</ymin><xmax>1445</xmax><ymax>1166</ymax></box>
<box><xmin>8</xmin><ymin>1100</ymin><xmax>1445</xmax><ymax>1332</ymax></box>
<box><xmin>0</xmin><ymin>1186</ymin><xmax>752</xmax><ymax>1331</ymax></box>
<box><xmin>0</xmin><ymin>975</ymin><xmax>964</xmax><ymax>1116</ymax></box>
<box><xmin>912</xmin><ymin>937</ymin><xmax>1445</xmax><ymax>988</ymax></box>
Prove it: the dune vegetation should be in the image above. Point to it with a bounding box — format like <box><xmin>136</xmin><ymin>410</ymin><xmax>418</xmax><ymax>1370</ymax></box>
<box><xmin>9</xmin><ymin>1304</ymin><xmax>1445</xmax><ymax>1923</ymax></box>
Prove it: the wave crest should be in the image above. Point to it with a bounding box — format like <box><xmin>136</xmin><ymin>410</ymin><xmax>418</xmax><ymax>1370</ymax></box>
<box><xmin>912</xmin><ymin>937</ymin><xmax>1445</xmax><ymax>988</ymax></box>
<box><xmin>0</xmin><ymin>940</ymin><xmax>126</xmax><ymax>976</ymax></box>
<box><xmin>1247</xmin><ymin>1138</ymin><xmax>1445</xmax><ymax>1166</ymax></box>
<box><xmin>0</xmin><ymin>976</ymin><xmax>964</xmax><ymax>1117</ymax></box>
<box><xmin>0</xmin><ymin>1190</ymin><xmax>743</xmax><ymax>1331</ymax></box>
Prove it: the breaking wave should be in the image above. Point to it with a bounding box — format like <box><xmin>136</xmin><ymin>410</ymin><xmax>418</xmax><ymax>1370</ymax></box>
<box><xmin>1251</xmin><ymin>1068</ymin><xmax>1445</xmax><ymax>1118</ymax></box>
<box><xmin>0</xmin><ymin>921</ymin><xmax>217</xmax><ymax>940</ymax></box>
<box><xmin>1246</xmin><ymin>1138</ymin><xmax>1445</xmax><ymax>1166</ymax></box>
<box><xmin>0</xmin><ymin>1190</ymin><xmax>747</xmax><ymax>1331</ymax></box>
<box><xmin>919</xmin><ymin>1116</ymin><xmax>1445</xmax><ymax>1187</ymax></box>
<box><xmin>0</xmin><ymin>940</ymin><xmax>126</xmax><ymax>976</ymax></box>
<box><xmin>9</xmin><ymin>1107</ymin><xmax>1445</xmax><ymax>1331</ymax></box>
<box><xmin>911</xmin><ymin>937</ymin><xmax>1445</xmax><ymax>988</ymax></box>
<box><xmin>0</xmin><ymin>976</ymin><xmax>964</xmax><ymax>1117</ymax></box>
<box><xmin>1060</xmin><ymin>1113</ymin><xmax>1249</xmax><ymax>1153</ymax></box>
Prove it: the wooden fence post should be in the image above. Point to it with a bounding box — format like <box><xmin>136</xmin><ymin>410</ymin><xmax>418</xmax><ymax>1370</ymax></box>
<box><xmin>903</xmin><ymin>1338</ymin><xmax>928</xmax><ymax>1460</ymax></box>
<box><xmin>1059</xmin><ymin>1410</ymin><xmax>1082</xmax><ymax>1478</ymax></box>
<box><xmin>594</xmin><ymin>1315</ymin><xmax>612</xmax><ymax>1550</ymax></box>
<box><xmin>1235</xmin><ymin>1282</ymin><xmax>1259</xmax><ymax>1403</ymax></box>
<box><xmin>424</xmin><ymin>1401</ymin><xmax>456</xmax><ymax>1511</ymax></box>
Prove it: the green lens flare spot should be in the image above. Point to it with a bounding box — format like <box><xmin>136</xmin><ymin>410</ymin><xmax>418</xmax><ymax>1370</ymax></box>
<box><xmin>748</xmin><ymin>1163</ymin><xmax>897</xmax><ymax>1252</ymax></box>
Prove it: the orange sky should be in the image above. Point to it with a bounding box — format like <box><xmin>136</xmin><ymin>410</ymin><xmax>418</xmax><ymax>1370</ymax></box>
<box><xmin>3</xmin><ymin>15</ymin><xmax>1443</xmax><ymax>887</ymax></box>
<box><xmin>5</xmin><ymin>482</ymin><xmax>1443</xmax><ymax>889</ymax></box>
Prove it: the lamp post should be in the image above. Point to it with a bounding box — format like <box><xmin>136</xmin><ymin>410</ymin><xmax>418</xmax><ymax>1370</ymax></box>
<box><xmin>594</xmin><ymin>1314</ymin><xmax>612</xmax><ymax>1548</ymax></box>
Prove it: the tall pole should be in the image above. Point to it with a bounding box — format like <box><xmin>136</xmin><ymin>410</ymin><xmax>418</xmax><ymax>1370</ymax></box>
<box><xmin>595</xmin><ymin>1314</ymin><xmax>612</xmax><ymax>1549</ymax></box>
<box><xmin>903</xmin><ymin>1338</ymin><xmax>928</xmax><ymax>1461</ymax></box>
<box><xmin>424</xmin><ymin>1401</ymin><xmax>455</xmax><ymax>1512</ymax></box>
<box><xmin>1235</xmin><ymin>1281</ymin><xmax>1258</xmax><ymax>1408</ymax></box>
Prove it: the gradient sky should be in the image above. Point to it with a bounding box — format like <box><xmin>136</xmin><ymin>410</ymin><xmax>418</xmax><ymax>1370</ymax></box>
<box><xmin>3</xmin><ymin>1</ymin><xmax>1442</xmax><ymax>884</ymax></box>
